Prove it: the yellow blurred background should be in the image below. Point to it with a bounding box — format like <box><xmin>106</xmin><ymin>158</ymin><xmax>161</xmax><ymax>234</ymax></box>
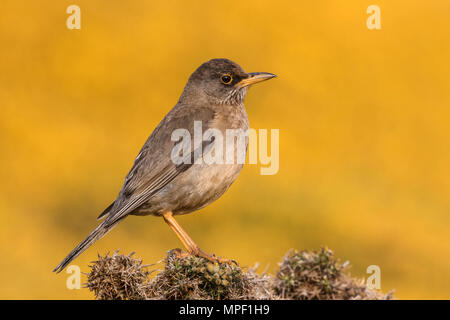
<box><xmin>0</xmin><ymin>0</ymin><xmax>449</xmax><ymax>299</ymax></box>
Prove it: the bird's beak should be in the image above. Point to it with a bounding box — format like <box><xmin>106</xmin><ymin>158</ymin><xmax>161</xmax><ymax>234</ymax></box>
<box><xmin>235</xmin><ymin>72</ymin><xmax>277</xmax><ymax>88</ymax></box>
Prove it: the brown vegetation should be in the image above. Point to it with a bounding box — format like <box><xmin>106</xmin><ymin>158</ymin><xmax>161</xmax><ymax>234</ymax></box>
<box><xmin>85</xmin><ymin>248</ymin><xmax>393</xmax><ymax>300</ymax></box>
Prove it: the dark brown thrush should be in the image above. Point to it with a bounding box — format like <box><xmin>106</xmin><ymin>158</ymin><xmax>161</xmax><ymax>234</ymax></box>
<box><xmin>53</xmin><ymin>58</ymin><xmax>276</xmax><ymax>272</ymax></box>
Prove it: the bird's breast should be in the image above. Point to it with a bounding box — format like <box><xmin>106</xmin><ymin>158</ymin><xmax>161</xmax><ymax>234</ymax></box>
<box><xmin>133</xmin><ymin>104</ymin><xmax>250</xmax><ymax>216</ymax></box>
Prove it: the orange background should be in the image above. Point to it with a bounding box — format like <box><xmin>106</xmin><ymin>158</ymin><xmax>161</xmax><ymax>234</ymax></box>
<box><xmin>0</xmin><ymin>0</ymin><xmax>449</xmax><ymax>299</ymax></box>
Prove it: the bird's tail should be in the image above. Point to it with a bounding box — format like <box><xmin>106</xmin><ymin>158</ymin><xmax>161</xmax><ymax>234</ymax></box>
<box><xmin>53</xmin><ymin>219</ymin><xmax>121</xmax><ymax>273</ymax></box>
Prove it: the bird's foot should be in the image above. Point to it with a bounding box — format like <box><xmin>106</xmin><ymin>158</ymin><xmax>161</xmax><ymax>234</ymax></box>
<box><xmin>192</xmin><ymin>247</ymin><xmax>238</xmax><ymax>266</ymax></box>
<box><xmin>170</xmin><ymin>248</ymin><xmax>237</xmax><ymax>266</ymax></box>
<box><xmin>170</xmin><ymin>248</ymin><xmax>191</xmax><ymax>259</ymax></box>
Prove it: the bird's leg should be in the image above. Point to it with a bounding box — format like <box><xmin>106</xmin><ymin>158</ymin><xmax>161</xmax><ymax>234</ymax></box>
<box><xmin>162</xmin><ymin>212</ymin><xmax>196</xmax><ymax>255</ymax></box>
<box><xmin>162</xmin><ymin>212</ymin><xmax>235</xmax><ymax>265</ymax></box>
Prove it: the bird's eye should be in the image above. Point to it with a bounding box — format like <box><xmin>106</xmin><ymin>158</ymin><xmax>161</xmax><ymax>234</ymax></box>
<box><xmin>220</xmin><ymin>74</ymin><xmax>233</xmax><ymax>85</ymax></box>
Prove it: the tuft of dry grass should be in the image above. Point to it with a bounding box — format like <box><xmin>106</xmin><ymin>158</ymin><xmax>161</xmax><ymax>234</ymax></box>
<box><xmin>85</xmin><ymin>248</ymin><xmax>393</xmax><ymax>300</ymax></box>
<box><xmin>85</xmin><ymin>251</ymin><xmax>151</xmax><ymax>300</ymax></box>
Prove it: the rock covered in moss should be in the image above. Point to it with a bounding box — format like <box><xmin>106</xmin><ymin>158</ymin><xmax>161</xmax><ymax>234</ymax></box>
<box><xmin>273</xmin><ymin>248</ymin><xmax>393</xmax><ymax>300</ymax></box>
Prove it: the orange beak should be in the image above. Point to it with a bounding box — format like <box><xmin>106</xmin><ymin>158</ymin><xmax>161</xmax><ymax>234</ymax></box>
<box><xmin>235</xmin><ymin>72</ymin><xmax>277</xmax><ymax>88</ymax></box>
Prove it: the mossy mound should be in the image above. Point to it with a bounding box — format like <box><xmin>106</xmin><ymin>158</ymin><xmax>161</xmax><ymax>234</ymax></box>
<box><xmin>273</xmin><ymin>248</ymin><xmax>393</xmax><ymax>300</ymax></box>
<box><xmin>85</xmin><ymin>248</ymin><xmax>393</xmax><ymax>300</ymax></box>
<box><xmin>148</xmin><ymin>249</ymin><xmax>273</xmax><ymax>299</ymax></box>
<box><xmin>85</xmin><ymin>251</ymin><xmax>151</xmax><ymax>300</ymax></box>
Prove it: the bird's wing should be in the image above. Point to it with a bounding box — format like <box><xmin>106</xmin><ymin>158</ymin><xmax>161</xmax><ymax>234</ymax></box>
<box><xmin>97</xmin><ymin>201</ymin><xmax>114</xmax><ymax>220</ymax></box>
<box><xmin>103</xmin><ymin>104</ymin><xmax>217</xmax><ymax>226</ymax></box>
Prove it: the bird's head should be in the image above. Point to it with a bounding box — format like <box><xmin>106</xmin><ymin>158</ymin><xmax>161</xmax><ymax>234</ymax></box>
<box><xmin>182</xmin><ymin>58</ymin><xmax>276</xmax><ymax>105</ymax></box>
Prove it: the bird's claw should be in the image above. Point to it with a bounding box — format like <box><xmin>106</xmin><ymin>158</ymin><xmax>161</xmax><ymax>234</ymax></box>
<box><xmin>169</xmin><ymin>248</ymin><xmax>238</xmax><ymax>266</ymax></box>
<box><xmin>194</xmin><ymin>249</ymin><xmax>239</xmax><ymax>266</ymax></box>
<box><xmin>215</xmin><ymin>257</ymin><xmax>238</xmax><ymax>266</ymax></box>
<box><xmin>169</xmin><ymin>248</ymin><xmax>191</xmax><ymax>259</ymax></box>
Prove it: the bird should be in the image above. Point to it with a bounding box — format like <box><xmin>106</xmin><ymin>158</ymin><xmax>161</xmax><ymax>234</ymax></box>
<box><xmin>53</xmin><ymin>58</ymin><xmax>276</xmax><ymax>273</ymax></box>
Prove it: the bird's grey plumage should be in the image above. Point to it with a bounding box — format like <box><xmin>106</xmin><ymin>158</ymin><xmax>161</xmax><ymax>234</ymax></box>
<box><xmin>53</xmin><ymin>58</ymin><xmax>275</xmax><ymax>273</ymax></box>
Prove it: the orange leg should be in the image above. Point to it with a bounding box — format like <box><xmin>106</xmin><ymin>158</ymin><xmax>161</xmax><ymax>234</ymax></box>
<box><xmin>162</xmin><ymin>212</ymin><xmax>235</xmax><ymax>264</ymax></box>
